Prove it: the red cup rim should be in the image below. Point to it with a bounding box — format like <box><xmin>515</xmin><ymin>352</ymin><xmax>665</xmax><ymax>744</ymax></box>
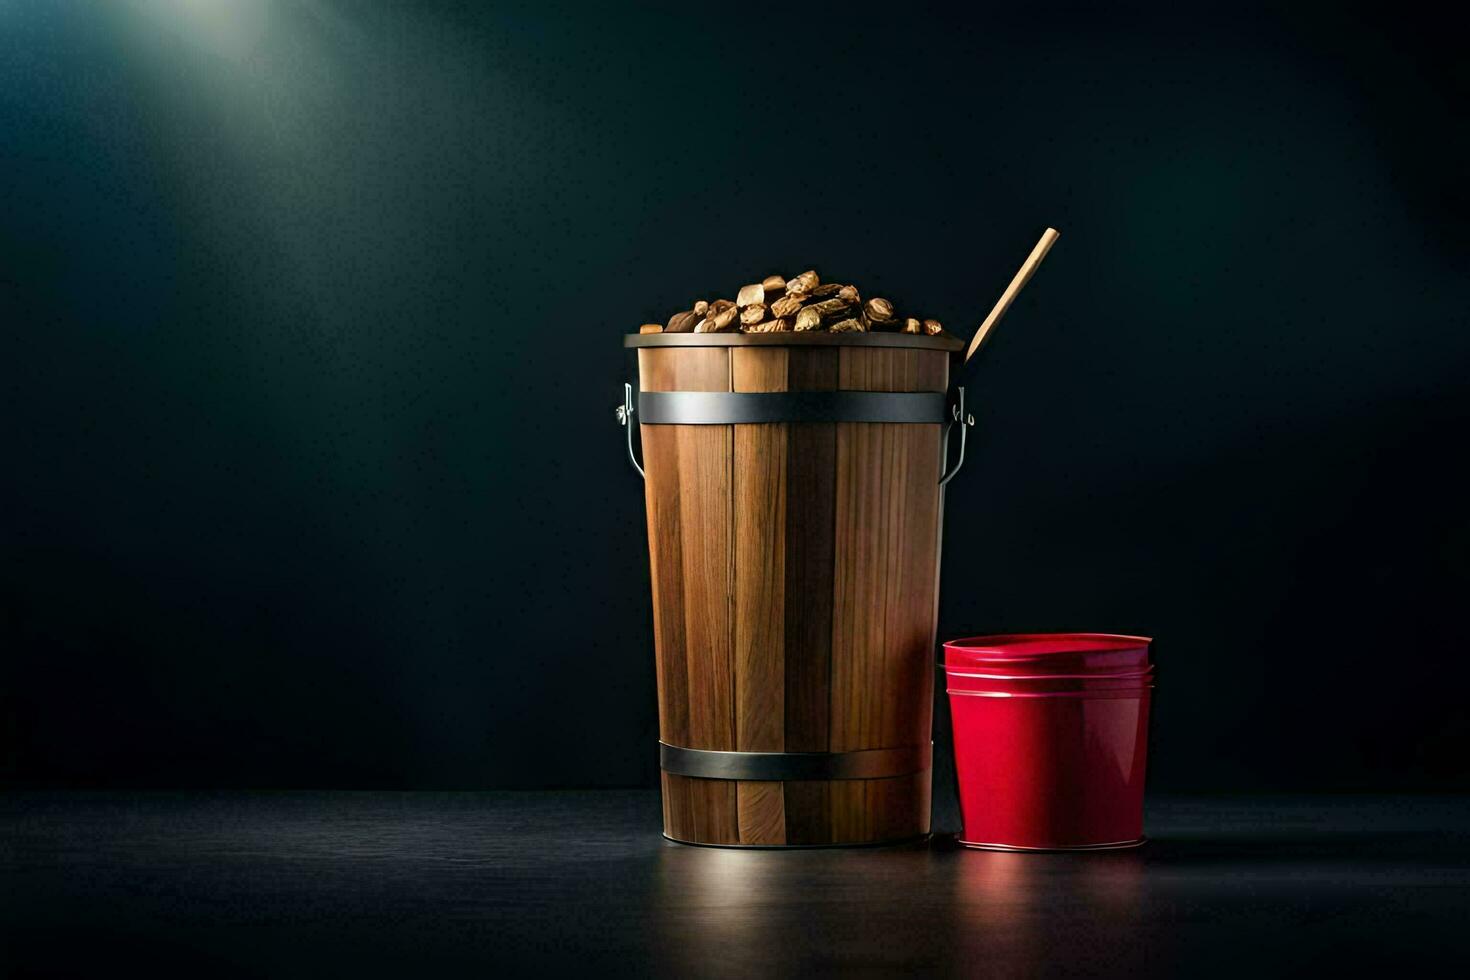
<box><xmin>943</xmin><ymin>666</ymin><xmax>1154</xmax><ymax>679</ymax></box>
<box><xmin>944</xmin><ymin>633</ymin><xmax>1152</xmax><ymax>658</ymax></box>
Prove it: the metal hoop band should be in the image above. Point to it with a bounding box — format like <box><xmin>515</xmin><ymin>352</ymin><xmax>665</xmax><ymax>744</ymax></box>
<box><xmin>637</xmin><ymin>390</ymin><xmax>947</xmax><ymax>425</ymax></box>
<box><xmin>659</xmin><ymin>742</ymin><xmax>932</xmax><ymax>781</ymax></box>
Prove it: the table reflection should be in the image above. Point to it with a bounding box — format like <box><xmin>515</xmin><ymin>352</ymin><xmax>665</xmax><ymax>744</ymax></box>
<box><xmin>650</xmin><ymin>840</ymin><xmax>947</xmax><ymax>974</ymax></box>
<box><xmin>945</xmin><ymin>845</ymin><xmax>1149</xmax><ymax>972</ymax></box>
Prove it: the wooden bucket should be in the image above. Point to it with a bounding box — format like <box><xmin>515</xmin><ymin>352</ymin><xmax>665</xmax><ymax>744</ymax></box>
<box><xmin>620</xmin><ymin>330</ymin><xmax>969</xmax><ymax>846</ymax></box>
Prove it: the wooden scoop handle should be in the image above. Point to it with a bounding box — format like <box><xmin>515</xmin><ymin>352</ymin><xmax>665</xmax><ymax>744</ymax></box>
<box><xmin>964</xmin><ymin>227</ymin><xmax>1060</xmax><ymax>364</ymax></box>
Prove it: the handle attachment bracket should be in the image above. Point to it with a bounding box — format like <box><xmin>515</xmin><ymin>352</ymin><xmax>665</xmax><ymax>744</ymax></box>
<box><xmin>615</xmin><ymin>382</ymin><xmax>645</xmax><ymax>479</ymax></box>
<box><xmin>938</xmin><ymin>386</ymin><xmax>975</xmax><ymax>487</ymax></box>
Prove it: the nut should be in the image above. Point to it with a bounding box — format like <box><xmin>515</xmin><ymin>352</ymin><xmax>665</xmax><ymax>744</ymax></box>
<box><xmin>863</xmin><ymin>297</ymin><xmax>896</xmax><ymax>324</ymax></box>
<box><xmin>646</xmin><ymin>271</ymin><xmax>939</xmax><ymax>343</ymax></box>
<box><xmin>809</xmin><ymin>298</ymin><xmax>851</xmax><ymax>319</ymax></box>
<box><xmin>787</xmin><ymin>270</ymin><xmax>819</xmax><ymax>295</ymax></box>
<box><xmin>666</xmin><ymin>310</ymin><xmax>699</xmax><ymax>333</ymax></box>
<box><xmin>770</xmin><ymin>294</ymin><xmax>804</xmax><ymax>318</ymax></box>
<box><xmin>697</xmin><ymin>299</ymin><xmax>735</xmax><ymax>329</ymax></box>
<box><xmin>694</xmin><ymin>303</ymin><xmax>736</xmax><ymax>332</ymax></box>
<box><xmin>707</xmin><ymin>305</ymin><xmax>740</xmax><ymax>332</ymax></box>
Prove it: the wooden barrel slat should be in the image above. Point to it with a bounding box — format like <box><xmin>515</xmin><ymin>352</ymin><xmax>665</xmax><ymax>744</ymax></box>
<box><xmin>679</xmin><ymin>422</ymin><xmax>734</xmax><ymax>752</ymax></box>
<box><xmin>732</xmin><ymin>348</ymin><xmax>787</xmax><ymax>756</ymax></box>
<box><xmin>639</xmin><ymin>353</ymin><xmax>693</xmax><ymax>751</ymax></box>
<box><xmin>662</xmin><ymin>773</ymin><xmax>738</xmax><ymax>845</ymax></box>
<box><xmin>830</xmin><ymin>420</ymin><xmax>887</xmax><ymax>756</ymax></box>
<box><xmin>778</xmin><ymin>348</ymin><xmax>839</xmax><ymax>845</ymax></box>
<box><xmin>640</xmin><ymin>341</ymin><xmax>947</xmax><ymax>846</ymax></box>
<box><xmin>641</xmin><ymin>349</ymin><xmax>742</xmax><ymax>846</ymax></box>
<box><xmin>732</xmin><ymin>347</ymin><xmax>789</xmax><ymax>844</ymax></box>
<box><xmin>893</xmin><ymin>431</ymin><xmax>943</xmax><ymax>749</ymax></box>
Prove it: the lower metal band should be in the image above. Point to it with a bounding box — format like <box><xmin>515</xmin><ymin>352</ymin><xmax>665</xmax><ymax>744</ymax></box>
<box><xmin>637</xmin><ymin>390</ymin><xmax>947</xmax><ymax>425</ymax></box>
<box><xmin>659</xmin><ymin>742</ymin><xmax>932</xmax><ymax>781</ymax></box>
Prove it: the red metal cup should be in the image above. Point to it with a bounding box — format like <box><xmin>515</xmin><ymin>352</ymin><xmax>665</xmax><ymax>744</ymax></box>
<box><xmin>943</xmin><ymin>633</ymin><xmax>1154</xmax><ymax>851</ymax></box>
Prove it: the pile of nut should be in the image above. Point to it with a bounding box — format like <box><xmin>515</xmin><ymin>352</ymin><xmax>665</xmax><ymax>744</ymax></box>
<box><xmin>637</xmin><ymin>269</ymin><xmax>947</xmax><ymax>337</ymax></box>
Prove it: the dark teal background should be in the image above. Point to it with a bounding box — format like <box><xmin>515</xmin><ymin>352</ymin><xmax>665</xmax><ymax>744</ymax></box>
<box><xmin>3</xmin><ymin>1</ymin><xmax>1467</xmax><ymax>791</ymax></box>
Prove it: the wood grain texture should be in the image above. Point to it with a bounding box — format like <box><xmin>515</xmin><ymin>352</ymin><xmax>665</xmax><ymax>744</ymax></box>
<box><xmin>690</xmin><ymin>775</ymin><xmax>740</xmax><ymax>845</ymax></box>
<box><xmin>732</xmin><ymin>347</ymin><xmax>788</xmax><ymax>844</ymax></box>
<box><xmin>779</xmin><ymin>348</ymin><xmax>840</xmax><ymax>845</ymax></box>
<box><xmin>638</xmin><ymin>351</ymin><xmax>699</xmax><ymax>751</ymax></box>
<box><xmin>641</xmin><ymin>349</ymin><xmax>737</xmax><ymax>843</ymax></box>
<box><xmin>732</xmin><ymin>347</ymin><xmax>787</xmax><ymax>755</ymax></box>
<box><xmin>641</xmin><ymin>345</ymin><xmax>947</xmax><ymax>846</ymax></box>
<box><xmin>661</xmin><ymin>773</ymin><xmax>738</xmax><ymax>845</ymax></box>
<box><xmin>678</xmin><ymin>420</ymin><xmax>733</xmax><ymax>753</ymax></box>
<box><xmin>828</xmin><ymin>349</ymin><xmax>945</xmax><ymax>843</ymax></box>
<box><xmin>829</xmin><ymin>416</ymin><xmax>887</xmax><ymax>756</ymax></box>
<box><xmin>735</xmin><ymin>781</ymin><xmax>785</xmax><ymax>845</ymax></box>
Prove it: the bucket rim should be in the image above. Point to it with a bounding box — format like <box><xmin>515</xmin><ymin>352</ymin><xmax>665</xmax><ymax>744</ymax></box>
<box><xmin>946</xmin><ymin>688</ymin><xmax>1153</xmax><ymax>699</ymax></box>
<box><xmin>943</xmin><ymin>632</ymin><xmax>1152</xmax><ymax>659</ymax></box>
<box><xmin>943</xmin><ymin>667</ymin><xmax>1154</xmax><ymax>680</ymax></box>
<box><xmin>625</xmin><ymin>331</ymin><xmax>963</xmax><ymax>352</ymax></box>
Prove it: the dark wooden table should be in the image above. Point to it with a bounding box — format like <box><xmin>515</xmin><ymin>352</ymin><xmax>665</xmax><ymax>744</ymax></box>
<box><xmin>4</xmin><ymin>792</ymin><xmax>1468</xmax><ymax>976</ymax></box>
